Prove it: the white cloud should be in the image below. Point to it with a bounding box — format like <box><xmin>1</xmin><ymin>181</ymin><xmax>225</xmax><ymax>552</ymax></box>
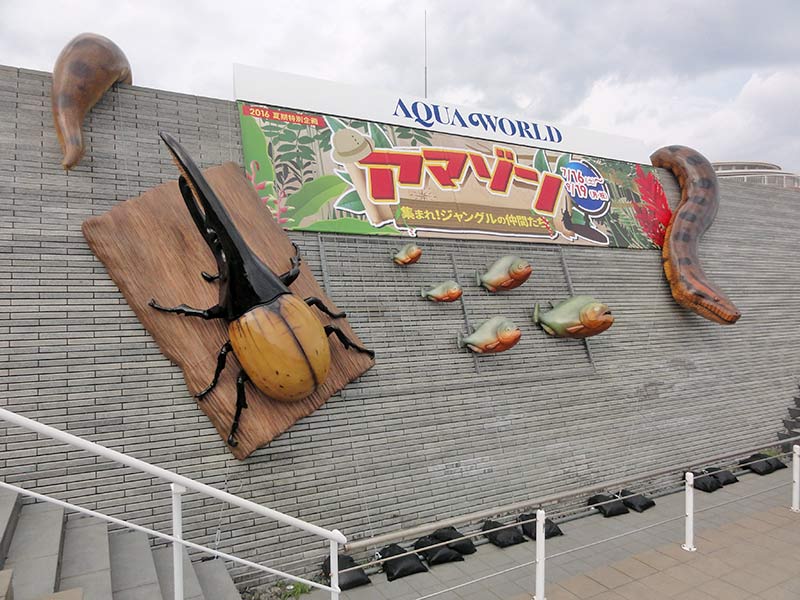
<box><xmin>433</xmin><ymin>84</ymin><xmax>487</xmax><ymax>108</ymax></box>
<box><xmin>561</xmin><ymin>69</ymin><xmax>800</xmax><ymax>172</ymax></box>
<box><xmin>0</xmin><ymin>0</ymin><xmax>798</xmax><ymax>172</ymax></box>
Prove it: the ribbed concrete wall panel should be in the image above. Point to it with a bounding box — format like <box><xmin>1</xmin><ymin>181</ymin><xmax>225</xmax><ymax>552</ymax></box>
<box><xmin>1</xmin><ymin>66</ymin><xmax>798</xmax><ymax>584</ymax></box>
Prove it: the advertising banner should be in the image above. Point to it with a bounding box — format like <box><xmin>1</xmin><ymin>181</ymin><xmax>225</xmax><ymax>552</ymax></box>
<box><xmin>236</xmin><ymin>72</ymin><xmax>670</xmax><ymax>249</ymax></box>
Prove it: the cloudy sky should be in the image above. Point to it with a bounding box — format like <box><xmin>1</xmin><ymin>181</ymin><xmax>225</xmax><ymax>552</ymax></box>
<box><xmin>2</xmin><ymin>0</ymin><xmax>799</xmax><ymax>172</ymax></box>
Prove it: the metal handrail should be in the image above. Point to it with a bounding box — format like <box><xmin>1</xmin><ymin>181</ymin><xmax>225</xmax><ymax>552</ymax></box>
<box><xmin>0</xmin><ymin>407</ymin><xmax>345</xmax><ymax>599</ymax></box>
<box><xmin>3</xmin><ymin>407</ymin><xmax>798</xmax><ymax>599</ymax></box>
<box><xmin>0</xmin><ymin>480</ymin><xmax>335</xmax><ymax>594</ymax></box>
<box><xmin>346</xmin><ymin>433</ymin><xmax>800</xmax><ymax>551</ymax></box>
<box><xmin>413</xmin><ymin>449</ymin><xmax>800</xmax><ymax>600</ymax></box>
<box><xmin>340</xmin><ymin>457</ymin><xmax>789</xmax><ymax>575</ymax></box>
<box><xmin>0</xmin><ymin>408</ymin><xmax>344</xmax><ymax>544</ymax></box>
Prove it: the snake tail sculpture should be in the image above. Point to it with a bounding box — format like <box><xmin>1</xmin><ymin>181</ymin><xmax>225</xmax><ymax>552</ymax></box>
<box><xmin>52</xmin><ymin>33</ymin><xmax>132</xmax><ymax>170</ymax></box>
<box><xmin>651</xmin><ymin>145</ymin><xmax>741</xmax><ymax>325</ymax></box>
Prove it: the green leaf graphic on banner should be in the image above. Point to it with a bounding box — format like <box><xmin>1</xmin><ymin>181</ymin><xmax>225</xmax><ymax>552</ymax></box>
<box><xmin>368</xmin><ymin>123</ymin><xmax>393</xmax><ymax>149</ymax></box>
<box><xmin>555</xmin><ymin>153</ymin><xmax>571</xmax><ymax>178</ymax></box>
<box><xmin>534</xmin><ymin>149</ymin><xmax>550</xmax><ymax>173</ymax></box>
<box><xmin>349</xmin><ymin>120</ymin><xmax>370</xmax><ymax>133</ymax></box>
<box><xmin>240</xmin><ymin>114</ymin><xmax>274</xmax><ymax>193</ymax></box>
<box><xmin>614</xmin><ymin>205</ymin><xmax>652</xmax><ymax>249</ymax></box>
<box><xmin>335</xmin><ymin>190</ymin><xmax>365</xmax><ymax>213</ymax></box>
<box><xmin>570</xmin><ymin>210</ymin><xmax>587</xmax><ymax>226</ymax></box>
<box><xmin>325</xmin><ymin>116</ymin><xmax>348</xmax><ymax>133</ymax></box>
<box><xmin>297</xmin><ymin>217</ymin><xmax>402</xmax><ymax>235</ymax></box>
<box><xmin>277</xmin><ymin>129</ymin><xmax>299</xmax><ymax>143</ymax></box>
<box><xmin>284</xmin><ymin>175</ymin><xmax>348</xmax><ymax>224</ymax></box>
<box><xmin>395</xmin><ymin>126</ymin><xmax>433</xmax><ymax>147</ymax></box>
<box><xmin>335</xmin><ymin>170</ymin><xmax>353</xmax><ymax>185</ymax></box>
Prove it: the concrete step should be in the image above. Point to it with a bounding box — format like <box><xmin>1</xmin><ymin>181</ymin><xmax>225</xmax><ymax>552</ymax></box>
<box><xmin>777</xmin><ymin>431</ymin><xmax>797</xmax><ymax>452</ymax></box>
<box><xmin>4</xmin><ymin>503</ymin><xmax>64</xmax><ymax>600</ymax></box>
<box><xmin>794</xmin><ymin>396</ymin><xmax>800</xmax><ymax>408</ymax></box>
<box><xmin>0</xmin><ymin>569</ymin><xmax>12</xmax><ymax>600</ymax></box>
<box><xmin>193</xmin><ymin>560</ymin><xmax>240</xmax><ymax>600</ymax></box>
<box><xmin>0</xmin><ymin>490</ymin><xmax>21</xmax><ymax>570</ymax></box>
<box><xmin>782</xmin><ymin>419</ymin><xmax>799</xmax><ymax>432</ymax></box>
<box><xmin>109</xmin><ymin>532</ymin><xmax>163</xmax><ymax>600</ymax></box>
<box><xmin>34</xmin><ymin>590</ymin><xmax>82</xmax><ymax>600</ymax></box>
<box><xmin>57</xmin><ymin>517</ymin><xmax>112</xmax><ymax>600</ymax></box>
<box><xmin>151</xmin><ymin>548</ymin><xmax>204</xmax><ymax>600</ymax></box>
<box><xmin>789</xmin><ymin>407</ymin><xmax>800</xmax><ymax>419</ymax></box>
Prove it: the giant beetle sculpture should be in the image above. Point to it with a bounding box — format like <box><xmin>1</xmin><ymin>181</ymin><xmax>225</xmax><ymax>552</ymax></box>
<box><xmin>150</xmin><ymin>132</ymin><xmax>374</xmax><ymax>447</ymax></box>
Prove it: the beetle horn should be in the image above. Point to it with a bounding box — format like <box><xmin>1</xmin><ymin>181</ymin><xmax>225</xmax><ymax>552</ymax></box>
<box><xmin>159</xmin><ymin>130</ymin><xmax>257</xmax><ymax>265</ymax></box>
<box><xmin>159</xmin><ymin>131</ymin><xmax>290</xmax><ymax>314</ymax></box>
<box><xmin>160</xmin><ymin>132</ymin><xmax>232</xmax><ymax>233</ymax></box>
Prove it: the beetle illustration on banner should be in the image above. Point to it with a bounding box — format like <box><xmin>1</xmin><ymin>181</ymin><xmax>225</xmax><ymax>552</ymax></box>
<box><xmin>239</xmin><ymin>102</ymin><xmax>670</xmax><ymax>249</ymax></box>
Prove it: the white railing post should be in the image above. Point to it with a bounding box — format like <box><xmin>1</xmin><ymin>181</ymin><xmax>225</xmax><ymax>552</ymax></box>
<box><xmin>534</xmin><ymin>508</ymin><xmax>546</xmax><ymax>600</ymax></box>
<box><xmin>0</xmin><ymin>408</ymin><xmax>346</xmax><ymax>597</ymax></box>
<box><xmin>682</xmin><ymin>472</ymin><xmax>696</xmax><ymax>552</ymax></box>
<box><xmin>329</xmin><ymin>532</ymin><xmax>341</xmax><ymax>600</ymax></box>
<box><xmin>172</xmin><ymin>483</ymin><xmax>187</xmax><ymax>600</ymax></box>
<box><xmin>792</xmin><ymin>445</ymin><xmax>800</xmax><ymax>513</ymax></box>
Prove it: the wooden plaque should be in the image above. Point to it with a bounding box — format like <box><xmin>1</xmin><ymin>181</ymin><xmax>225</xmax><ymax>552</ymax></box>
<box><xmin>82</xmin><ymin>163</ymin><xmax>374</xmax><ymax>459</ymax></box>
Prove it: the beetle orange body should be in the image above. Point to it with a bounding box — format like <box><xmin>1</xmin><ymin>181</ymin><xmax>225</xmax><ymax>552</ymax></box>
<box><xmin>228</xmin><ymin>296</ymin><xmax>331</xmax><ymax>402</ymax></box>
<box><xmin>150</xmin><ymin>132</ymin><xmax>374</xmax><ymax>446</ymax></box>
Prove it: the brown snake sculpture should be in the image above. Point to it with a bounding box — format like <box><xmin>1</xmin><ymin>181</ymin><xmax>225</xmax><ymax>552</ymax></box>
<box><xmin>651</xmin><ymin>145</ymin><xmax>741</xmax><ymax>325</ymax></box>
<box><xmin>52</xmin><ymin>33</ymin><xmax>132</xmax><ymax>170</ymax></box>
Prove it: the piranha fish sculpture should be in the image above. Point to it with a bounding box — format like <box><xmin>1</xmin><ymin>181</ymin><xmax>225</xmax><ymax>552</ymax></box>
<box><xmin>477</xmin><ymin>256</ymin><xmax>531</xmax><ymax>292</ymax></box>
<box><xmin>421</xmin><ymin>280</ymin><xmax>462</xmax><ymax>302</ymax></box>
<box><xmin>534</xmin><ymin>296</ymin><xmax>614</xmax><ymax>339</ymax></box>
<box><xmin>392</xmin><ymin>243</ymin><xmax>422</xmax><ymax>265</ymax></box>
<box><xmin>458</xmin><ymin>317</ymin><xmax>521</xmax><ymax>354</ymax></box>
<box><xmin>52</xmin><ymin>33</ymin><xmax>132</xmax><ymax>170</ymax></box>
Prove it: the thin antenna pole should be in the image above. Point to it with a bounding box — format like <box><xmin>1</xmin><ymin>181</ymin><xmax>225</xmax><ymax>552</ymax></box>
<box><xmin>424</xmin><ymin>9</ymin><xmax>428</xmax><ymax>98</ymax></box>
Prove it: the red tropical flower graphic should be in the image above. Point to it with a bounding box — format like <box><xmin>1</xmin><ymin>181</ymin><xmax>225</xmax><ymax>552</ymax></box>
<box><xmin>632</xmin><ymin>164</ymin><xmax>672</xmax><ymax>247</ymax></box>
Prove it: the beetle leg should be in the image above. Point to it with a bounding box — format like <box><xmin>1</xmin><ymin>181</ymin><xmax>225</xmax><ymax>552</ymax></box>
<box><xmin>279</xmin><ymin>242</ymin><xmax>302</xmax><ymax>286</ymax></box>
<box><xmin>202</xmin><ymin>231</ymin><xmax>223</xmax><ymax>282</ymax></box>
<box><xmin>324</xmin><ymin>325</ymin><xmax>375</xmax><ymax>358</ymax></box>
<box><xmin>180</xmin><ymin>177</ymin><xmax>226</xmax><ymax>284</ymax></box>
<box><xmin>196</xmin><ymin>340</ymin><xmax>233</xmax><ymax>399</ymax></box>
<box><xmin>227</xmin><ymin>369</ymin><xmax>250</xmax><ymax>447</ymax></box>
<box><xmin>148</xmin><ymin>299</ymin><xmax>224</xmax><ymax>320</ymax></box>
<box><xmin>305</xmin><ymin>297</ymin><xmax>346</xmax><ymax>319</ymax></box>
<box><xmin>179</xmin><ymin>176</ymin><xmax>219</xmax><ymax>253</ymax></box>
<box><xmin>178</xmin><ymin>177</ymin><xmax>209</xmax><ymax>241</ymax></box>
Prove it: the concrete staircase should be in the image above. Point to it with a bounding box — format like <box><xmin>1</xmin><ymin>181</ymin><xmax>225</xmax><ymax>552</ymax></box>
<box><xmin>0</xmin><ymin>489</ymin><xmax>241</xmax><ymax>600</ymax></box>
<box><xmin>778</xmin><ymin>391</ymin><xmax>800</xmax><ymax>451</ymax></box>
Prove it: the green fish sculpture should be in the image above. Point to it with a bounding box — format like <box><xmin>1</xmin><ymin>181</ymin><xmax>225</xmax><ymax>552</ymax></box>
<box><xmin>457</xmin><ymin>317</ymin><xmax>521</xmax><ymax>354</ymax></box>
<box><xmin>392</xmin><ymin>243</ymin><xmax>422</xmax><ymax>265</ymax></box>
<box><xmin>421</xmin><ymin>280</ymin><xmax>463</xmax><ymax>302</ymax></box>
<box><xmin>477</xmin><ymin>255</ymin><xmax>532</xmax><ymax>292</ymax></box>
<box><xmin>533</xmin><ymin>295</ymin><xmax>614</xmax><ymax>339</ymax></box>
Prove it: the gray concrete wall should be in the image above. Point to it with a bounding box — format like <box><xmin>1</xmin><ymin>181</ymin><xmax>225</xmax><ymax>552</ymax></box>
<box><xmin>1</xmin><ymin>65</ymin><xmax>799</xmax><ymax>586</ymax></box>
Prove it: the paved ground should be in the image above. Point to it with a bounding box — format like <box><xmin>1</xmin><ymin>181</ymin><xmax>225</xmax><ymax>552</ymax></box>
<box><xmin>308</xmin><ymin>467</ymin><xmax>799</xmax><ymax>599</ymax></box>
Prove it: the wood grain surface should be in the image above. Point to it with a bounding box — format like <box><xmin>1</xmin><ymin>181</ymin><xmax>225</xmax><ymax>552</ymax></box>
<box><xmin>82</xmin><ymin>162</ymin><xmax>374</xmax><ymax>459</ymax></box>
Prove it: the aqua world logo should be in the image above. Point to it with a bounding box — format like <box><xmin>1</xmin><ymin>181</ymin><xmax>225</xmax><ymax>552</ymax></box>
<box><xmin>393</xmin><ymin>98</ymin><xmax>563</xmax><ymax>144</ymax></box>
